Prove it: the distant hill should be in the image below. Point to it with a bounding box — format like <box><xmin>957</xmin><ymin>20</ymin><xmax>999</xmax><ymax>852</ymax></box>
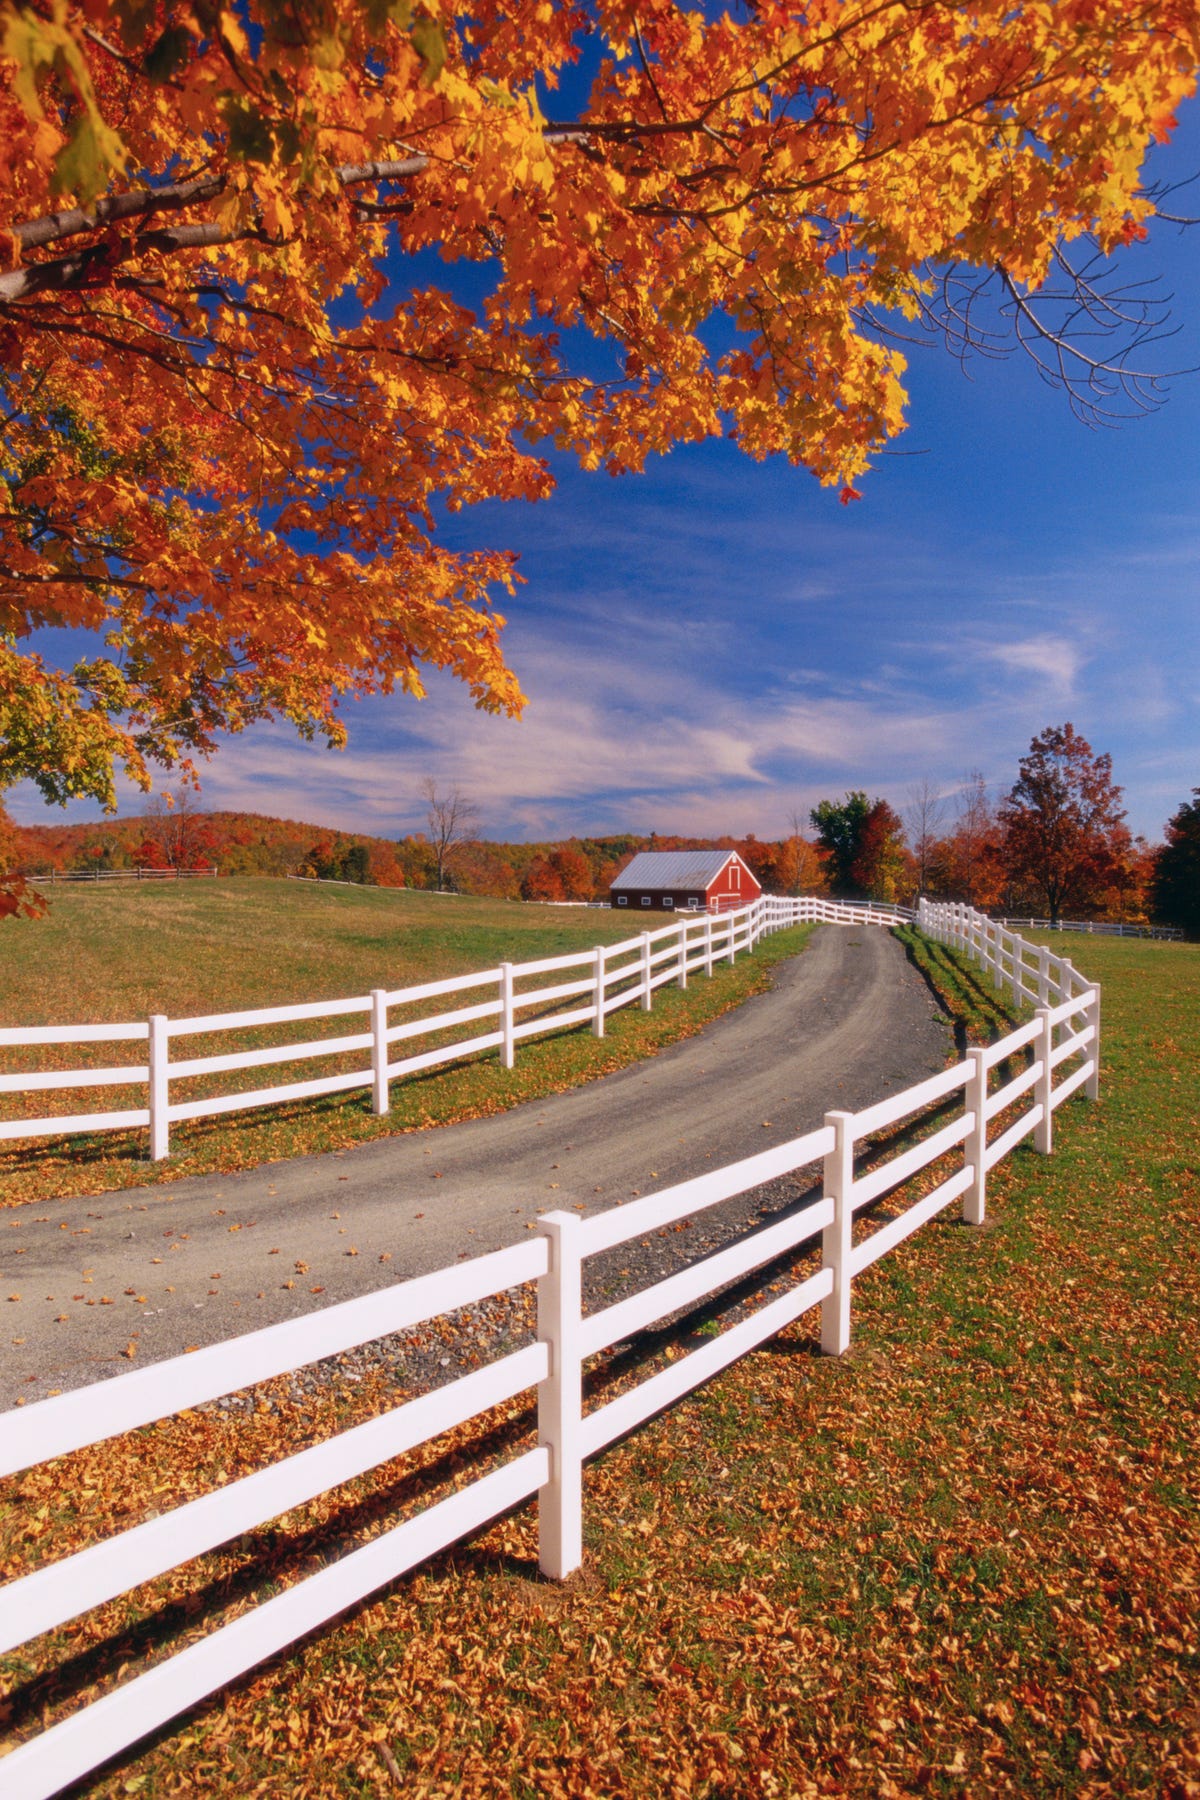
<box><xmin>12</xmin><ymin>807</ymin><xmax>826</xmax><ymax>901</ymax></box>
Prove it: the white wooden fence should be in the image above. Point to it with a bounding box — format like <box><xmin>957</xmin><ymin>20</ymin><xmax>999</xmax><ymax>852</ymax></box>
<box><xmin>0</xmin><ymin>895</ymin><xmax>894</xmax><ymax>1162</ymax></box>
<box><xmin>25</xmin><ymin>867</ymin><xmax>220</xmax><ymax>883</ymax></box>
<box><xmin>0</xmin><ymin>901</ymin><xmax>1099</xmax><ymax>1798</ymax></box>
<box><xmin>988</xmin><ymin>914</ymin><xmax>1182</xmax><ymax>941</ymax></box>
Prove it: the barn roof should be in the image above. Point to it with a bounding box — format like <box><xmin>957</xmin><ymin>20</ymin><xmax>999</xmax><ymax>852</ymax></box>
<box><xmin>610</xmin><ymin>849</ymin><xmax>744</xmax><ymax>891</ymax></box>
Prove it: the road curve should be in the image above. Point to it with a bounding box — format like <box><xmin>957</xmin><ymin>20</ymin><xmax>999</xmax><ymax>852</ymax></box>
<box><xmin>2</xmin><ymin>926</ymin><xmax>952</xmax><ymax>1403</ymax></box>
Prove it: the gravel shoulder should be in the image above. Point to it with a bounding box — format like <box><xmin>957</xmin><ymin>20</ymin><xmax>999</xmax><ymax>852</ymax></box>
<box><xmin>2</xmin><ymin>926</ymin><xmax>952</xmax><ymax>1405</ymax></box>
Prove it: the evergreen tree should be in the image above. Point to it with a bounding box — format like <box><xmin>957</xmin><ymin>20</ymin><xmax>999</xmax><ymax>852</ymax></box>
<box><xmin>1151</xmin><ymin>790</ymin><xmax>1200</xmax><ymax>936</ymax></box>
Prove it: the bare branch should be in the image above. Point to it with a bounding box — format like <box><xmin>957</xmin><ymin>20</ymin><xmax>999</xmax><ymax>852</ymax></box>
<box><xmin>885</xmin><ymin>240</ymin><xmax>1196</xmax><ymax>427</ymax></box>
<box><xmin>421</xmin><ymin>778</ymin><xmax>481</xmax><ymax>891</ymax></box>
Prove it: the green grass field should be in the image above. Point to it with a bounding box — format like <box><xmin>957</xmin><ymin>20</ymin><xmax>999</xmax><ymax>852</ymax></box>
<box><xmin>0</xmin><ymin>878</ymin><xmax>651</xmax><ymax>1024</ymax></box>
<box><xmin>0</xmin><ymin>929</ymin><xmax>1195</xmax><ymax>1795</ymax></box>
<box><xmin>0</xmin><ymin>879</ymin><xmax>811</xmax><ymax>1206</ymax></box>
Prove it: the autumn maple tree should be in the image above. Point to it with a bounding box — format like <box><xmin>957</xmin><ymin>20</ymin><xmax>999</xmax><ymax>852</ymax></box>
<box><xmin>930</xmin><ymin>770</ymin><xmax>1006</xmax><ymax>909</ymax></box>
<box><xmin>998</xmin><ymin>723</ymin><xmax>1132</xmax><ymax>924</ymax></box>
<box><xmin>139</xmin><ymin>781</ymin><xmax>216</xmax><ymax>868</ymax></box>
<box><xmin>0</xmin><ymin>791</ymin><xmax>43</xmax><ymax>915</ymax></box>
<box><xmin>1</xmin><ymin>0</ymin><xmax>1196</xmax><ymax>848</ymax></box>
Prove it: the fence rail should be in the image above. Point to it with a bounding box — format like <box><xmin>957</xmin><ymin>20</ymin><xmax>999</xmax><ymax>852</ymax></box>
<box><xmin>0</xmin><ymin>895</ymin><xmax>898</xmax><ymax>1160</ymax></box>
<box><xmin>988</xmin><ymin>914</ymin><xmax>1182</xmax><ymax>941</ymax></box>
<box><xmin>0</xmin><ymin>900</ymin><xmax>1099</xmax><ymax>1799</ymax></box>
<box><xmin>21</xmin><ymin>866</ymin><xmax>220</xmax><ymax>883</ymax></box>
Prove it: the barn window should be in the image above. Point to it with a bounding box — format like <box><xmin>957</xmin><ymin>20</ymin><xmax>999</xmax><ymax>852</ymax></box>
<box><xmin>663</xmin><ymin>897</ymin><xmax>674</xmax><ymax>909</ymax></box>
<box><xmin>617</xmin><ymin>895</ymin><xmax>628</xmax><ymax>905</ymax></box>
<box><xmin>730</xmin><ymin>863</ymin><xmax>740</xmax><ymax>889</ymax></box>
<box><xmin>641</xmin><ymin>895</ymin><xmax>652</xmax><ymax>906</ymax></box>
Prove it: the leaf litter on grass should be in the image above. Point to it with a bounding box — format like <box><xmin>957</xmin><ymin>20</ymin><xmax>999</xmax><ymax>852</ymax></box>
<box><xmin>1</xmin><ymin>934</ymin><xmax>1197</xmax><ymax>1796</ymax></box>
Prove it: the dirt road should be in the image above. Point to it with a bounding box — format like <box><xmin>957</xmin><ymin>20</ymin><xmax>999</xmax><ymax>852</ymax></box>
<box><xmin>2</xmin><ymin>926</ymin><xmax>951</xmax><ymax>1404</ymax></box>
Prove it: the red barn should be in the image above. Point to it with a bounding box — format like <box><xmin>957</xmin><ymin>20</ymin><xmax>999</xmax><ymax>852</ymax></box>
<box><xmin>609</xmin><ymin>849</ymin><xmax>762</xmax><ymax>914</ymax></box>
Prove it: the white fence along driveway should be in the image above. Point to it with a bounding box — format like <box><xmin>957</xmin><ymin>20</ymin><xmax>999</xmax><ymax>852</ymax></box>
<box><xmin>0</xmin><ymin>899</ymin><xmax>1098</xmax><ymax>1799</ymax></box>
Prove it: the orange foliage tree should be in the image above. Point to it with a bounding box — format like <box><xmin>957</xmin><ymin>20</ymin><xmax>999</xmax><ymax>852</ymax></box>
<box><xmin>520</xmin><ymin>844</ymin><xmax>593</xmax><ymax>902</ymax></box>
<box><xmin>0</xmin><ymin>792</ymin><xmax>43</xmax><ymax>915</ymax></box>
<box><xmin>849</xmin><ymin>798</ymin><xmax>911</xmax><ymax>904</ymax></box>
<box><xmin>997</xmin><ymin>723</ymin><xmax>1132</xmax><ymax>923</ymax></box>
<box><xmin>928</xmin><ymin>770</ymin><xmax>1006</xmax><ymax>908</ymax></box>
<box><xmin>1</xmin><ymin>0</ymin><xmax>1195</xmax><ymax>838</ymax></box>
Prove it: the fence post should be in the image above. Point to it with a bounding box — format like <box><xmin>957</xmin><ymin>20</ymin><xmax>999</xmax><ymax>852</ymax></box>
<box><xmin>148</xmin><ymin>1014</ymin><xmax>170</xmax><ymax>1161</ymax></box>
<box><xmin>640</xmin><ymin>933</ymin><xmax>652</xmax><ymax>1011</ymax></box>
<box><xmin>537</xmin><ymin>1209</ymin><xmax>585</xmax><ymax>1580</ymax></box>
<box><xmin>1085</xmin><ymin>988</ymin><xmax>1101</xmax><ymax>1101</ymax></box>
<box><xmin>820</xmin><ymin>1110</ymin><xmax>855</xmax><ymax>1355</ymax></box>
<box><xmin>964</xmin><ymin>1048</ymin><xmax>988</xmax><ymax>1225</ymax></box>
<box><xmin>592</xmin><ymin>945</ymin><xmax>606</xmax><ymax>1038</ymax></box>
<box><xmin>705</xmin><ymin>914</ymin><xmax>714</xmax><ymax>978</ymax></box>
<box><xmin>677</xmin><ymin>922</ymin><xmax>687</xmax><ymax>989</ymax></box>
<box><xmin>1034</xmin><ymin>1006</ymin><xmax>1053</xmax><ymax>1154</ymax></box>
<box><xmin>500</xmin><ymin>962</ymin><xmax>515</xmax><ymax>1069</ymax></box>
<box><xmin>727</xmin><ymin>912</ymin><xmax>736</xmax><ymax>966</ymax></box>
<box><xmin>370</xmin><ymin>988</ymin><xmax>389</xmax><ymax>1115</ymax></box>
<box><xmin>1036</xmin><ymin>946</ymin><xmax>1050</xmax><ymax>1007</ymax></box>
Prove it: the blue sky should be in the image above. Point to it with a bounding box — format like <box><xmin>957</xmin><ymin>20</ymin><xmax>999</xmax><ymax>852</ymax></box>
<box><xmin>11</xmin><ymin>105</ymin><xmax>1199</xmax><ymax>847</ymax></box>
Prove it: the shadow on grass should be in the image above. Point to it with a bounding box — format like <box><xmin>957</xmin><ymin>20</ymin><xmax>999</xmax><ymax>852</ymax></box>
<box><xmin>894</xmin><ymin>924</ymin><xmax>1019</xmax><ymax>1053</ymax></box>
<box><xmin>0</xmin><ymin>936</ymin><xmax>806</xmax><ymax>1207</ymax></box>
<box><xmin>7</xmin><ymin>1088</ymin><xmax>1007</xmax><ymax>1800</ymax></box>
<box><xmin>3</xmin><ymin>1161</ymin><xmax>871</xmax><ymax>1758</ymax></box>
<box><xmin>8</xmin><ymin>934</ymin><xmax>1025</xmax><ymax>1787</ymax></box>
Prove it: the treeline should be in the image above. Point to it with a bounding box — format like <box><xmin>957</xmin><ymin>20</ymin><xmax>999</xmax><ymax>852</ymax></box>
<box><xmin>6</xmin><ymin>805</ymin><xmax>819</xmax><ymax>903</ymax></box>
<box><xmin>5</xmin><ymin>723</ymin><xmax>1197</xmax><ymax>934</ymax></box>
<box><xmin>806</xmin><ymin>727</ymin><xmax>1195</xmax><ymax>932</ymax></box>
<box><xmin>8</xmin><ymin>805</ymin><xmax>409</xmax><ymax>885</ymax></box>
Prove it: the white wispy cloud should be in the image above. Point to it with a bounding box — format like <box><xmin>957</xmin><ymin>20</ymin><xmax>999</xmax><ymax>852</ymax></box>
<box><xmin>11</xmin><ymin>327</ymin><xmax>1200</xmax><ymax>847</ymax></box>
<box><xmin>983</xmin><ymin>633</ymin><xmax>1082</xmax><ymax>695</ymax></box>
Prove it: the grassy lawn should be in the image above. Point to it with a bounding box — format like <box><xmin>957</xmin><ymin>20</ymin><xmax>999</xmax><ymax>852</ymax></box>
<box><xmin>0</xmin><ymin>879</ymin><xmax>656</xmax><ymax>1023</ymax></box>
<box><xmin>0</xmin><ymin>930</ymin><xmax>1195</xmax><ymax>1795</ymax></box>
<box><xmin>0</xmin><ymin>880</ymin><xmax>810</xmax><ymax>1207</ymax></box>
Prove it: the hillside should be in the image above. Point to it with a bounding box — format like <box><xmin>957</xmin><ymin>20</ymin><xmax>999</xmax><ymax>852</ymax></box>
<box><xmin>11</xmin><ymin>806</ymin><xmax>821</xmax><ymax>901</ymax></box>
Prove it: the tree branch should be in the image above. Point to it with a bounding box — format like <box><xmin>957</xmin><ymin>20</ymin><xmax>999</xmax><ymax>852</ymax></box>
<box><xmin>9</xmin><ymin>141</ymin><xmax>594</xmax><ymax>264</ymax></box>
<box><xmin>14</xmin><ymin>176</ymin><xmax>228</xmax><ymax>251</ymax></box>
<box><xmin>0</xmin><ymin>564</ymin><xmax>154</xmax><ymax>591</ymax></box>
<box><xmin>0</xmin><ymin>223</ymin><xmax>263</xmax><ymax>305</ymax></box>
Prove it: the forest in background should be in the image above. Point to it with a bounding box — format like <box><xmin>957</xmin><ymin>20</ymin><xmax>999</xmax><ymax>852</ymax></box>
<box><xmin>4</xmin><ymin>726</ymin><xmax>1192</xmax><ymax>929</ymax></box>
<box><xmin>4</xmin><ymin>804</ymin><xmax>812</xmax><ymax>905</ymax></box>
<box><xmin>2</xmin><ymin>787</ymin><xmax>1177</xmax><ymax>928</ymax></box>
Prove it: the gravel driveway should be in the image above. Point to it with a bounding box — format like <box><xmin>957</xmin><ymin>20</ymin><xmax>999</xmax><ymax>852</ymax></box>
<box><xmin>2</xmin><ymin>926</ymin><xmax>952</xmax><ymax>1405</ymax></box>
